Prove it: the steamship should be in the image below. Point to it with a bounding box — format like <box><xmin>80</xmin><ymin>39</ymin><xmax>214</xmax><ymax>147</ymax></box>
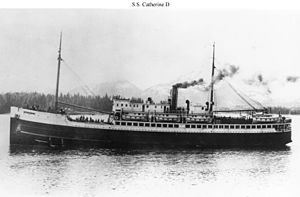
<box><xmin>9</xmin><ymin>35</ymin><xmax>292</xmax><ymax>148</ymax></box>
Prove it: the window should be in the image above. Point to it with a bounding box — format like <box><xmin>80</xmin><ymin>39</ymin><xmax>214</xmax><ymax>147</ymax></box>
<box><xmin>168</xmin><ymin>124</ymin><xmax>173</xmax><ymax>128</ymax></box>
<box><xmin>219</xmin><ymin>125</ymin><xmax>224</xmax><ymax>129</ymax></box>
<box><xmin>230</xmin><ymin>125</ymin><xmax>234</xmax><ymax>129</ymax></box>
<box><xmin>151</xmin><ymin>123</ymin><xmax>156</xmax><ymax>127</ymax></box>
<box><xmin>116</xmin><ymin>122</ymin><xmax>120</xmax><ymax>125</ymax></box>
<box><xmin>235</xmin><ymin>125</ymin><xmax>240</xmax><ymax>129</ymax></box>
<box><xmin>251</xmin><ymin>125</ymin><xmax>256</xmax><ymax>129</ymax></box>
<box><xmin>214</xmin><ymin>125</ymin><xmax>218</xmax><ymax>129</ymax></box>
<box><xmin>203</xmin><ymin>125</ymin><xmax>207</xmax><ymax>129</ymax></box>
<box><xmin>191</xmin><ymin>125</ymin><xmax>196</xmax><ymax>128</ymax></box>
<box><xmin>208</xmin><ymin>125</ymin><xmax>212</xmax><ymax>129</ymax></box>
<box><xmin>241</xmin><ymin>125</ymin><xmax>245</xmax><ymax>129</ymax></box>
<box><xmin>267</xmin><ymin>125</ymin><xmax>271</xmax><ymax>128</ymax></box>
<box><xmin>127</xmin><ymin>122</ymin><xmax>132</xmax><ymax>126</ymax></box>
<box><xmin>174</xmin><ymin>124</ymin><xmax>179</xmax><ymax>128</ymax></box>
<box><xmin>157</xmin><ymin>124</ymin><xmax>162</xmax><ymax>127</ymax></box>
<box><xmin>257</xmin><ymin>125</ymin><xmax>261</xmax><ymax>129</ymax></box>
<box><xmin>246</xmin><ymin>125</ymin><xmax>251</xmax><ymax>129</ymax></box>
<box><xmin>197</xmin><ymin>125</ymin><xmax>201</xmax><ymax>128</ymax></box>
<box><xmin>125</xmin><ymin>104</ymin><xmax>128</xmax><ymax>107</ymax></box>
<box><xmin>225</xmin><ymin>125</ymin><xmax>229</xmax><ymax>129</ymax></box>
<box><xmin>186</xmin><ymin>125</ymin><xmax>190</xmax><ymax>128</ymax></box>
<box><xmin>133</xmin><ymin>123</ymin><xmax>138</xmax><ymax>126</ymax></box>
<box><xmin>147</xmin><ymin>105</ymin><xmax>149</xmax><ymax>108</ymax></box>
<box><xmin>121</xmin><ymin>104</ymin><xmax>123</xmax><ymax>107</ymax></box>
<box><xmin>163</xmin><ymin>124</ymin><xmax>167</xmax><ymax>128</ymax></box>
<box><xmin>121</xmin><ymin>122</ymin><xmax>126</xmax><ymax>126</ymax></box>
<box><xmin>262</xmin><ymin>125</ymin><xmax>266</xmax><ymax>129</ymax></box>
<box><xmin>116</xmin><ymin>104</ymin><xmax>119</xmax><ymax>106</ymax></box>
<box><xmin>139</xmin><ymin>123</ymin><xmax>144</xmax><ymax>126</ymax></box>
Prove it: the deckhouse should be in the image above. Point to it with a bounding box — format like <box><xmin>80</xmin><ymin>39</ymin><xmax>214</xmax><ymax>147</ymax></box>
<box><xmin>112</xmin><ymin>98</ymin><xmax>170</xmax><ymax>113</ymax></box>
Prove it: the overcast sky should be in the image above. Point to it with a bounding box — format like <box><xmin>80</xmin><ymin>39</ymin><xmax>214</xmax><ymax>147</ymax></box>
<box><xmin>0</xmin><ymin>9</ymin><xmax>300</xmax><ymax>94</ymax></box>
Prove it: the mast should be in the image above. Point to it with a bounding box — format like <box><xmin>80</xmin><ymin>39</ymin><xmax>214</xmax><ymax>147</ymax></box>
<box><xmin>209</xmin><ymin>43</ymin><xmax>215</xmax><ymax>113</ymax></box>
<box><xmin>55</xmin><ymin>32</ymin><xmax>62</xmax><ymax>111</ymax></box>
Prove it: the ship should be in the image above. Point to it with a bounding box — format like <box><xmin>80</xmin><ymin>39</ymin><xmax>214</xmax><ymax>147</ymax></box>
<box><xmin>9</xmin><ymin>34</ymin><xmax>292</xmax><ymax>148</ymax></box>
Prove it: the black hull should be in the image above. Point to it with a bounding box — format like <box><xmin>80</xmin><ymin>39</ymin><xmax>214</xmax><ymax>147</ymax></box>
<box><xmin>10</xmin><ymin>118</ymin><xmax>292</xmax><ymax>148</ymax></box>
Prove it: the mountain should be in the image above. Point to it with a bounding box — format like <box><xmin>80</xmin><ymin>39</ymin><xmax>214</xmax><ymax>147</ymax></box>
<box><xmin>141</xmin><ymin>83</ymin><xmax>170</xmax><ymax>102</ymax></box>
<box><xmin>70</xmin><ymin>70</ymin><xmax>300</xmax><ymax>108</ymax></box>
<box><xmin>142</xmin><ymin>72</ymin><xmax>300</xmax><ymax>109</ymax></box>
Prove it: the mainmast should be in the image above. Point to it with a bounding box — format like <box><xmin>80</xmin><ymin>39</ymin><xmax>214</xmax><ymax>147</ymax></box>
<box><xmin>209</xmin><ymin>43</ymin><xmax>215</xmax><ymax>113</ymax></box>
<box><xmin>55</xmin><ymin>32</ymin><xmax>62</xmax><ymax>111</ymax></box>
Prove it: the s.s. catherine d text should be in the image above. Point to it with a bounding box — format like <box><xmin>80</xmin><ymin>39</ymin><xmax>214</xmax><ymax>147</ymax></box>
<box><xmin>132</xmin><ymin>2</ymin><xmax>170</xmax><ymax>7</ymax></box>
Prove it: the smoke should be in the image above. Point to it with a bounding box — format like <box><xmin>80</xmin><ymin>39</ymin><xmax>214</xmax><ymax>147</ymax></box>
<box><xmin>204</xmin><ymin>64</ymin><xmax>240</xmax><ymax>91</ymax></box>
<box><xmin>173</xmin><ymin>65</ymin><xmax>239</xmax><ymax>91</ymax></box>
<box><xmin>245</xmin><ymin>73</ymin><xmax>271</xmax><ymax>93</ymax></box>
<box><xmin>257</xmin><ymin>74</ymin><xmax>263</xmax><ymax>82</ymax></box>
<box><xmin>228</xmin><ymin>65</ymin><xmax>240</xmax><ymax>76</ymax></box>
<box><xmin>173</xmin><ymin>78</ymin><xmax>204</xmax><ymax>88</ymax></box>
<box><xmin>286</xmin><ymin>76</ymin><xmax>300</xmax><ymax>83</ymax></box>
<box><xmin>245</xmin><ymin>73</ymin><xmax>268</xmax><ymax>86</ymax></box>
<box><xmin>214</xmin><ymin>65</ymin><xmax>240</xmax><ymax>82</ymax></box>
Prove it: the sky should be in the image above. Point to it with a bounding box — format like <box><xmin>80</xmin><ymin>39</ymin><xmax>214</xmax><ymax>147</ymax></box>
<box><xmin>0</xmin><ymin>9</ymin><xmax>300</xmax><ymax>95</ymax></box>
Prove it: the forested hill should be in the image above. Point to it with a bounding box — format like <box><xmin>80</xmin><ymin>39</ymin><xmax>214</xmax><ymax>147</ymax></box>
<box><xmin>0</xmin><ymin>92</ymin><xmax>300</xmax><ymax>114</ymax></box>
<box><xmin>0</xmin><ymin>92</ymin><xmax>113</xmax><ymax>114</ymax></box>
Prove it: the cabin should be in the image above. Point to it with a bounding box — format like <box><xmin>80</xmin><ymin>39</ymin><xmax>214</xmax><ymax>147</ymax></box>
<box><xmin>112</xmin><ymin>97</ymin><xmax>208</xmax><ymax>116</ymax></box>
<box><xmin>112</xmin><ymin>98</ymin><xmax>170</xmax><ymax>113</ymax></box>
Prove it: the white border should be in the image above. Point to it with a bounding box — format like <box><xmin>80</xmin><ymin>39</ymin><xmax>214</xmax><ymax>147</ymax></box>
<box><xmin>0</xmin><ymin>0</ymin><xmax>300</xmax><ymax>9</ymax></box>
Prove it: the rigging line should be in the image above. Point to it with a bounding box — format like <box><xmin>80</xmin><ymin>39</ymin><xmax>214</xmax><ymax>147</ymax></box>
<box><xmin>240</xmin><ymin>91</ymin><xmax>265</xmax><ymax>109</ymax></box>
<box><xmin>63</xmin><ymin>62</ymin><xmax>95</xmax><ymax>96</ymax></box>
<box><xmin>61</xmin><ymin>60</ymin><xmax>94</xmax><ymax>95</ymax></box>
<box><xmin>61</xmin><ymin>60</ymin><xmax>97</xmax><ymax>96</ymax></box>
<box><xmin>213</xmin><ymin>65</ymin><xmax>265</xmax><ymax>110</ymax></box>
<box><xmin>214</xmin><ymin>66</ymin><xmax>265</xmax><ymax>109</ymax></box>
<box><xmin>213</xmin><ymin>66</ymin><xmax>257</xmax><ymax>110</ymax></box>
<box><xmin>223</xmin><ymin>79</ymin><xmax>257</xmax><ymax>110</ymax></box>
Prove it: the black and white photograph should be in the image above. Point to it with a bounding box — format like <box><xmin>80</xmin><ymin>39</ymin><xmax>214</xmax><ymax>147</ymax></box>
<box><xmin>0</xmin><ymin>1</ymin><xmax>300</xmax><ymax>196</ymax></box>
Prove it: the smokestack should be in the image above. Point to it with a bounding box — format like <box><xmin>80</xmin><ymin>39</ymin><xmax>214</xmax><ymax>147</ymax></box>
<box><xmin>170</xmin><ymin>85</ymin><xmax>178</xmax><ymax>112</ymax></box>
<box><xmin>186</xmin><ymin>100</ymin><xmax>190</xmax><ymax>114</ymax></box>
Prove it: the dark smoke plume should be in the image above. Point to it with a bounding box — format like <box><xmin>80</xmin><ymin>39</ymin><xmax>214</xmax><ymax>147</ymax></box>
<box><xmin>286</xmin><ymin>76</ymin><xmax>300</xmax><ymax>83</ymax></box>
<box><xmin>214</xmin><ymin>65</ymin><xmax>240</xmax><ymax>83</ymax></box>
<box><xmin>204</xmin><ymin>65</ymin><xmax>240</xmax><ymax>91</ymax></box>
<box><xmin>173</xmin><ymin>78</ymin><xmax>204</xmax><ymax>88</ymax></box>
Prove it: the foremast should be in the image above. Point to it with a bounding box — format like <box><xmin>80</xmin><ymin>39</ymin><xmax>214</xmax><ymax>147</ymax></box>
<box><xmin>209</xmin><ymin>43</ymin><xmax>215</xmax><ymax>114</ymax></box>
<box><xmin>55</xmin><ymin>32</ymin><xmax>62</xmax><ymax>111</ymax></box>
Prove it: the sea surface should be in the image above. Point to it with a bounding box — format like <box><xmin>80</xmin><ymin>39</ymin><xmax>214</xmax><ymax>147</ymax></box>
<box><xmin>0</xmin><ymin>114</ymin><xmax>299</xmax><ymax>197</ymax></box>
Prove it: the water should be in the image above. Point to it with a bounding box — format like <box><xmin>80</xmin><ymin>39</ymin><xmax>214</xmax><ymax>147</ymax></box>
<box><xmin>0</xmin><ymin>114</ymin><xmax>299</xmax><ymax>197</ymax></box>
